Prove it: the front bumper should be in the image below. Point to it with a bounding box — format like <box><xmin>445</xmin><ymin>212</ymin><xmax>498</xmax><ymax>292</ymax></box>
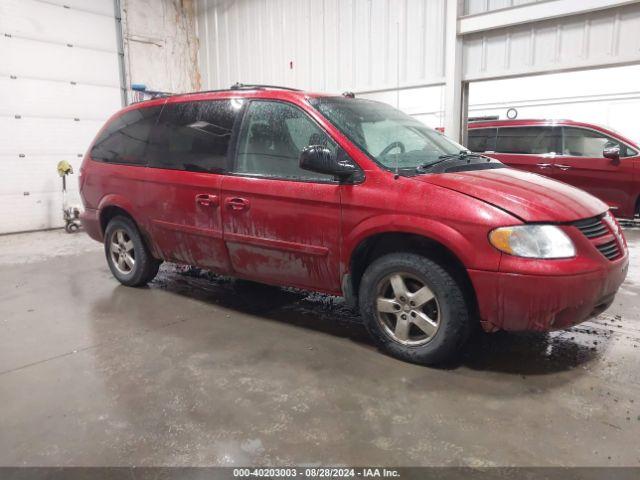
<box><xmin>469</xmin><ymin>254</ymin><xmax>629</xmax><ymax>332</ymax></box>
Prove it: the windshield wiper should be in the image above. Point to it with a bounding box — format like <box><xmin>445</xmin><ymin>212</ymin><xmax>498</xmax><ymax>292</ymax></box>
<box><xmin>417</xmin><ymin>150</ymin><xmax>485</xmax><ymax>172</ymax></box>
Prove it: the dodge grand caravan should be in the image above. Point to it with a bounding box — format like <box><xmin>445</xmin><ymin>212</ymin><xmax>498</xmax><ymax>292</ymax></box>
<box><xmin>468</xmin><ymin>119</ymin><xmax>640</xmax><ymax>219</ymax></box>
<box><xmin>80</xmin><ymin>85</ymin><xmax>629</xmax><ymax>365</ymax></box>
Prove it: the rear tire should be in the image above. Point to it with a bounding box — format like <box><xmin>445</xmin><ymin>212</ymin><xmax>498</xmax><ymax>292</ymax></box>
<box><xmin>104</xmin><ymin>216</ymin><xmax>161</xmax><ymax>287</ymax></box>
<box><xmin>359</xmin><ymin>253</ymin><xmax>471</xmax><ymax>365</ymax></box>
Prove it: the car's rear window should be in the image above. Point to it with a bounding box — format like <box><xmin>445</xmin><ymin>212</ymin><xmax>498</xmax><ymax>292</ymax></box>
<box><xmin>90</xmin><ymin>106</ymin><xmax>162</xmax><ymax>166</ymax></box>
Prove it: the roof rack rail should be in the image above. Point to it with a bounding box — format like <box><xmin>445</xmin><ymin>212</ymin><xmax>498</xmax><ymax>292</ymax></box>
<box><xmin>230</xmin><ymin>82</ymin><xmax>302</xmax><ymax>92</ymax></box>
<box><xmin>130</xmin><ymin>83</ymin><xmax>173</xmax><ymax>102</ymax></box>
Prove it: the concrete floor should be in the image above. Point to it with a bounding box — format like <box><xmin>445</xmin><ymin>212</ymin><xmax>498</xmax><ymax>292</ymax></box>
<box><xmin>0</xmin><ymin>227</ymin><xmax>639</xmax><ymax>467</ymax></box>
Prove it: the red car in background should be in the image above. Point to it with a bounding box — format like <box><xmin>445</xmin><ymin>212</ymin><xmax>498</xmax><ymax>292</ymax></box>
<box><xmin>468</xmin><ymin>119</ymin><xmax>640</xmax><ymax>219</ymax></box>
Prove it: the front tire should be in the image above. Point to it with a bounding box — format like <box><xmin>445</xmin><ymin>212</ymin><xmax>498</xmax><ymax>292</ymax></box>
<box><xmin>359</xmin><ymin>253</ymin><xmax>471</xmax><ymax>365</ymax></box>
<box><xmin>104</xmin><ymin>216</ymin><xmax>161</xmax><ymax>287</ymax></box>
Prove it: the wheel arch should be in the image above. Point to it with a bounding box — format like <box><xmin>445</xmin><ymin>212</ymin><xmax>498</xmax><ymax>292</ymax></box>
<box><xmin>345</xmin><ymin>229</ymin><xmax>479</xmax><ymax>319</ymax></box>
<box><xmin>100</xmin><ymin>205</ymin><xmax>137</xmax><ymax>234</ymax></box>
<box><xmin>98</xmin><ymin>196</ymin><xmax>159</xmax><ymax>259</ymax></box>
<box><xmin>97</xmin><ymin>194</ymin><xmax>138</xmax><ymax>233</ymax></box>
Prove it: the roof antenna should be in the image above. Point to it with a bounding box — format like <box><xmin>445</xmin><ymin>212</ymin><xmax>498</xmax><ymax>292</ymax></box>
<box><xmin>394</xmin><ymin>21</ymin><xmax>401</xmax><ymax>180</ymax></box>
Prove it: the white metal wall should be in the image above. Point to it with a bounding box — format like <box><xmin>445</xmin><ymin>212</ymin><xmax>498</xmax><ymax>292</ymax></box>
<box><xmin>360</xmin><ymin>62</ymin><xmax>640</xmax><ymax>142</ymax></box>
<box><xmin>464</xmin><ymin>0</ymin><xmax>542</xmax><ymax>16</ymax></box>
<box><xmin>196</xmin><ymin>0</ymin><xmax>447</xmax><ymax>93</ymax></box>
<box><xmin>196</xmin><ymin>1</ymin><xmax>640</xmax><ymax>141</ymax></box>
<box><xmin>0</xmin><ymin>0</ymin><xmax>121</xmax><ymax>234</ymax></box>
<box><xmin>463</xmin><ymin>2</ymin><xmax>640</xmax><ymax>81</ymax></box>
<box><xmin>122</xmin><ymin>0</ymin><xmax>200</xmax><ymax>98</ymax></box>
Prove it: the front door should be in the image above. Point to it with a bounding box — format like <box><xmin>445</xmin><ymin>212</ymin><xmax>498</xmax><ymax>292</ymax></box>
<box><xmin>221</xmin><ymin>100</ymin><xmax>342</xmax><ymax>292</ymax></box>
<box><xmin>143</xmin><ymin>99</ymin><xmax>243</xmax><ymax>272</ymax></box>
<box><xmin>553</xmin><ymin>127</ymin><xmax>638</xmax><ymax>217</ymax></box>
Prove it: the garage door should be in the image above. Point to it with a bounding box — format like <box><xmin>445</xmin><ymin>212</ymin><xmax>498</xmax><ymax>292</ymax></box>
<box><xmin>0</xmin><ymin>0</ymin><xmax>123</xmax><ymax>234</ymax></box>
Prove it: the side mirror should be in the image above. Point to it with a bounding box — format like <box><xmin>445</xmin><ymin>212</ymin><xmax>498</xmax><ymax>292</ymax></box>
<box><xmin>299</xmin><ymin>145</ymin><xmax>359</xmax><ymax>180</ymax></box>
<box><xmin>603</xmin><ymin>142</ymin><xmax>621</xmax><ymax>163</ymax></box>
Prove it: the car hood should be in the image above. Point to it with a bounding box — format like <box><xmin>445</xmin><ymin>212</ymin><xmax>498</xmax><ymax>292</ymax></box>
<box><xmin>414</xmin><ymin>168</ymin><xmax>608</xmax><ymax>222</ymax></box>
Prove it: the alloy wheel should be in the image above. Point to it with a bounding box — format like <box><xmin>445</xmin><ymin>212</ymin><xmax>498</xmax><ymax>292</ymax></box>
<box><xmin>109</xmin><ymin>229</ymin><xmax>136</xmax><ymax>275</ymax></box>
<box><xmin>375</xmin><ymin>272</ymin><xmax>440</xmax><ymax>346</ymax></box>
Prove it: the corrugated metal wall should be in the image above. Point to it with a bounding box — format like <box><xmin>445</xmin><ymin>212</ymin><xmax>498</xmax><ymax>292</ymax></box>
<box><xmin>195</xmin><ymin>0</ymin><xmax>640</xmax><ymax>134</ymax></box>
<box><xmin>464</xmin><ymin>0</ymin><xmax>542</xmax><ymax>16</ymax></box>
<box><xmin>196</xmin><ymin>0</ymin><xmax>447</xmax><ymax>93</ymax></box>
<box><xmin>197</xmin><ymin>0</ymin><xmax>640</xmax><ymax>87</ymax></box>
<box><xmin>462</xmin><ymin>3</ymin><xmax>640</xmax><ymax>81</ymax></box>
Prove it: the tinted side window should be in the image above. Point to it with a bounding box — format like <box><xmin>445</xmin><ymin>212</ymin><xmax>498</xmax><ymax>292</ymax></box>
<box><xmin>496</xmin><ymin>127</ymin><xmax>560</xmax><ymax>155</ymax></box>
<box><xmin>467</xmin><ymin>128</ymin><xmax>497</xmax><ymax>152</ymax></box>
<box><xmin>235</xmin><ymin>101</ymin><xmax>336</xmax><ymax>181</ymax></box>
<box><xmin>90</xmin><ymin>106</ymin><xmax>162</xmax><ymax>165</ymax></box>
<box><xmin>562</xmin><ymin>127</ymin><xmax>635</xmax><ymax>158</ymax></box>
<box><xmin>148</xmin><ymin>99</ymin><xmax>242</xmax><ymax>173</ymax></box>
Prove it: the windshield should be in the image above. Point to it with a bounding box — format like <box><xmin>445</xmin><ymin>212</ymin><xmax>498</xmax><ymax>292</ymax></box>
<box><xmin>310</xmin><ymin>97</ymin><xmax>466</xmax><ymax>170</ymax></box>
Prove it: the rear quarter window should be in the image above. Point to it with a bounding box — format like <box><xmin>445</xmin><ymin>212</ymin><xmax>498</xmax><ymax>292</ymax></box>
<box><xmin>90</xmin><ymin>106</ymin><xmax>162</xmax><ymax>165</ymax></box>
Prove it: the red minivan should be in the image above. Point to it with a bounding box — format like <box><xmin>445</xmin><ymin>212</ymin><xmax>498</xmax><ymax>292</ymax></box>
<box><xmin>80</xmin><ymin>86</ymin><xmax>629</xmax><ymax>365</ymax></box>
<box><xmin>468</xmin><ymin>119</ymin><xmax>640</xmax><ymax>219</ymax></box>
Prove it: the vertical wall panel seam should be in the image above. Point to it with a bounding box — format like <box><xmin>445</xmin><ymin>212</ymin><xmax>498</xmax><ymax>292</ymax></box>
<box><xmin>113</xmin><ymin>0</ymin><xmax>127</xmax><ymax>105</ymax></box>
<box><xmin>611</xmin><ymin>9</ymin><xmax>621</xmax><ymax>56</ymax></box>
<box><xmin>351</xmin><ymin>0</ymin><xmax>357</xmax><ymax>87</ymax></box>
<box><xmin>366</xmin><ymin>0</ymin><xmax>372</xmax><ymax>87</ymax></box>
<box><xmin>384</xmin><ymin>0</ymin><xmax>390</xmax><ymax>85</ymax></box>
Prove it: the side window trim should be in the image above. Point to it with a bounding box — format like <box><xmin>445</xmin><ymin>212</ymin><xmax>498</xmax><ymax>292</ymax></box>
<box><xmin>486</xmin><ymin>127</ymin><xmax>497</xmax><ymax>152</ymax></box>
<box><xmin>223</xmin><ymin>97</ymin><xmax>249</xmax><ymax>174</ymax></box>
<box><xmin>229</xmin><ymin>99</ymin><xmax>360</xmax><ymax>184</ymax></box>
<box><xmin>228</xmin><ymin>98</ymin><xmax>254</xmax><ymax>176</ymax></box>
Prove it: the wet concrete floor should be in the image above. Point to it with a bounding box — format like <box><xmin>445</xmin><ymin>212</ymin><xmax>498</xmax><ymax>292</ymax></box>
<box><xmin>0</xmin><ymin>228</ymin><xmax>639</xmax><ymax>466</ymax></box>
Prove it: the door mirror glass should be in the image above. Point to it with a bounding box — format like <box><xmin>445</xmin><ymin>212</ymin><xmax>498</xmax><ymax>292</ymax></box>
<box><xmin>603</xmin><ymin>141</ymin><xmax>621</xmax><ymax>162</ymax></box>
<box><xmin>299</xmin><ymin>146</ymin><xmax>358</xmax><ymax>179</ymax></box>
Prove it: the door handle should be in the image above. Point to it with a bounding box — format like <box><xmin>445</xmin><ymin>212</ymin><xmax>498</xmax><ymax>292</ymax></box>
<box><xmin>195</xmin><ymin>194</ymin><xmax>219</xmax><ymax>207</ymax></box>
<box><xmin>556</xmin><ymin>164</ymin><xmax>572</xmax><ymax>170</ymax></box>
<box><xmin>536</xmin><ymin>163</ymin><xmax>553</xmax><ymax>169</ymax></box>
<box><xmin>225</xmin><ymin>197</ymin><xmax>250</xmax><ymax>211</ymax></box>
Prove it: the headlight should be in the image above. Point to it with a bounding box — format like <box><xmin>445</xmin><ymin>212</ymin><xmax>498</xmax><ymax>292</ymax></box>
<box><xmin>489</xmin><ymin>225</ymin><xmax>576</xmax><ymax>259</ymax></box>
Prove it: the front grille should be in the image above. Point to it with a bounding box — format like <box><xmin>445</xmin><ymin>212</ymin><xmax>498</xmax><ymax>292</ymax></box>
<box><xmin>573</xmin><ymin>214</ymin><xmax>624</xmax><ymax>261</ymax></box>
<box><xmin>596</xmin><ymin>240</ymin><xmax>622</xmax><ymax>261</ymax></box>
<box><xmin>573</xmin><ymin>216</ymin><xmax>608</xmax><ymax>239</ymax></box>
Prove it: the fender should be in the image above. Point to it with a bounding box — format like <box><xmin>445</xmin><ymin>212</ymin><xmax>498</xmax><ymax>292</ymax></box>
<box><xmin>97</xmin><ymin>194</ymin><xmax>162</xmax><ymax>258</ymax></box>
<box><xmin>341</xmin><ymin>214</ymin><xmax>502</xmax><ymax>275</ymax></box>
<box><xmin>97</xmin><ymin>194</ymin><xmax>139</xmax><ymax>229</ymax></box>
